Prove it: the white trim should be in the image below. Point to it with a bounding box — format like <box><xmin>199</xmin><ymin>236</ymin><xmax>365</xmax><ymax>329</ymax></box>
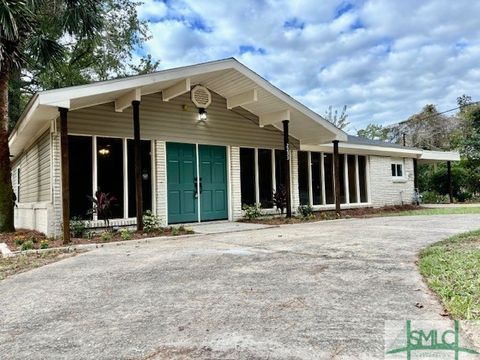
<box><xmin>344</xmin><ymin>154</ymin><xmax>350</xmax><ymax>204</ymax></box>
<box><xmin>151</xmin><ymin>141</ymin><xmax>157</xmax><ymax>216</ymax></box>
<box><xmin>92</xmin><ymin>136</ymin><xmax>98</xmax><ymax>221</ymax></box>
<box><xmin>227</xmin><ymin>146</ymin><xmax>232</xmax><ymax>221</ymax></box>
<box><xmin>196</xmin><ymin>143</ymin><xmax>201</xmax><ymax>223</ymax></box>
<box><xmin>366</xmin><ymin>156</ymin><xmax>372</xmax><ymax>204</ymax></box>
<box><xmin>226</xmin><ymin>88</ymin><xmax>258</xmax><ymax>109</ymax></box>
<box><xmin>321</xmin><ymin>152</ymin><xmax>326</xmax><ymax>205</ymax></box>
<box><xmin>162</xmin><ymin>78</ymin><xmax>191</xmax><ymax>102</ymax></box>
<box><xmin>115</xmin><ymin>88</ymin><xmax>141</xmax><ymax>112</ymax></box>
<box><xmin>259</xmin><ymin>109</ymin><xmax>290</xmax><ymax>127</ymax></box>
<box><xmin>301</xmin><ymin>142</ymin><xmax>422</xmax><ymax>157</ymax></box>
<box><xmin>355</xmin><ymin>155</ymin><xmax>360</xmax><ymax>204</ymax></box>
<box><xmin>271</xmin><ymin>149</ymin><xmax>276</xmax><ymax>191</ymax></box>
<box><xmin>254</xmin><ymin>148</ymin><xmax>260</xmax><ymax>204</ymax></box>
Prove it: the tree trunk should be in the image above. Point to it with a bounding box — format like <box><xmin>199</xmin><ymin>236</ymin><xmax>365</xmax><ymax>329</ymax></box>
<box><xmin>0</xmin><ymin>70</ymin><xmax>15</xmax><ymax>232</ymax></box>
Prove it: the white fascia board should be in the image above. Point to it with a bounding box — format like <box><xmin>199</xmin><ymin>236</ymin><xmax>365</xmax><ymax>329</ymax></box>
<box><xmin>162</xmin><ymin>78</ymin><xmax>191</xmax><ymax>101</ymax></box>
<box><xmin>226</xmin><ymin>88</ymin><xmax>257</xmax><ymax>109</ymax></box>
<box><xmin>301</xmin><ymin>142</ymin><xmax>423</xmax><ymax>157</ymax></box>
<box><xmin>259</xmin><ymin>109</ymin><xmax>290</xmax><ymax>127</ymax></box>
<box><xmin>420</xmin><ymin>150</ymin><xmax>460</xmax><ymax>162</ymax></box>
<box><xmin>115</xmin><ymin>88</ymin><xmax>141</xmax><ymax>112</ymax></box>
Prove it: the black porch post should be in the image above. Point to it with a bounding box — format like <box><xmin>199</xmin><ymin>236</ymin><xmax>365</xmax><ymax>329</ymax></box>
<box><xmin>132</xmin><ymin>100</ymin><xmax>144</xmax><ymax>230</ymax></box>
<box><xmin>282</xmin><ymin>120</ymin><xmax>292</xmax><ymax>218</ymax></box>
<box><xmin>447</xmin><ymin>161</ymin><xmax>453</xmax><ymax>203</ymax></box>
<box><xmin>59</xmin><ymin>107</ymin><xmax>70</xmax><ymax>244</ymax></box>
<box><xmin>333</xmin><ymin>140</ymin><xmax>341</xmax><ymax>216</ymax></box>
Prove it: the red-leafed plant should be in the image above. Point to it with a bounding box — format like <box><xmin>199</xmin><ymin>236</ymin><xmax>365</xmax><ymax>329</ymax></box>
<box><xmin>88</xmin><ymin>190</ymin><xmax>117</xmax><ymax>227</ymax></box>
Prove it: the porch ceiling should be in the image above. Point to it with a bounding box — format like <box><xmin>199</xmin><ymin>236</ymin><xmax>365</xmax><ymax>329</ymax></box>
<box><xmin>9</xmin><ymin>58</ymin><xmax>347</xmax><ymax>158</ymax></box>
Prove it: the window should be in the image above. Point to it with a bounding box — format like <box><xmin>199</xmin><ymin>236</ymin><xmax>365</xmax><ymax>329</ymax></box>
<box><xmin>69</xmin><ymin>136</ymin><xmax>93</xmax><ymax>219</ymax></box>
<box><xmin>274</xmin><ymin>149</ymin><xmax>286</xmax><ymax>189</ymax></box>
<box><xmin>347</xmin><ymin>155</ymin><xmax>357</xmax><ymax>203</ymax></box>
<box><xmin>298</xmin><ymin>151</ymin><xmax>309</xmax><ymax>205</ymax></box>
<box><xmin>127</xmin><ymin>140</ymin><xmax>152</xmax><ymax>217</ymax></box>
<box><xmin>323</xmin><ymin>153</ymin><xmax>334</xmax><ymax>204</ymax></box>
<box><xmin>391</xmin><ymin>161</ymin><xmax>404</xmax><ymax>178</ymax></box>
<box><xmin>311</xmin><ymin>152</ymin><xmax>323</xmax><ymax>205</ymax></box>
<box><xmin>339</xmin><ymin>155</ymin><xmax>346</xmax><ymax>204</ymax></box>
<box><xmin>240</xmin><ymin>148</ymin><xmax>256</xmax><ymax>206</ymax></box>
<box><xmin>258</xmin><ymin>149</ymin><xmax>273</xmax><ymax>208</ymax></box>
<box><xmin>358</xmin><ymin>156</ymin><xmax>368</xmax><ymax>203</ymax></box>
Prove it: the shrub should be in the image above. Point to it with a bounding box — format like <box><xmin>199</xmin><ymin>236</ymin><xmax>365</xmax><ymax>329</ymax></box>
<box><xmin>172</xmin><ymin>227</ymin><xmax>179</xmax><ymax>236</ymax></box>
<box><xmin>70</xmin><ymin>217</ymin><xmax>86</xmax><ymax>237</ymax></box>
<box><xmin>119</xmin><ymin>228</ymin><xmax>132</xmax><ymax>241</ymax></box>
<box><xmin>88</xmin><ymin>190</ymin><xmax>117</xmax><ymax>227</ymax></box>
<box><xmin>243</xmin><ymin>203</ymin><xmax>263</xmax><ymax>220</ymax></box>
<box><xmin>297</xmin><ymin>205</ymin><xmax>314</xmax><ymax>220</ymax></box>
<box><xmin>40</xmin><ymin>240</ymin><xmax>49</xmax><ymax>249</ymax></box>
<box><xmin>14</xmin><ymin>236</ymin><xmax>25</xmax><ymax>246</ymax></box>
<box><xmin>100</xmin><ymin>231</ymin><xmax>112</xmax><ymax>242</ymax></box>
<box><xmin>421</xmin><ymin>191</ymin><xmax>449</xmax><ymax>204</ymax></box>
<box><xmin>430</xmin><ymin>166</ymin><xmax>467</xmax><ymax>197</ymax></box>
<box><xmin>21</xmin><ymin>240</ymin><xmax>34</xmax><ymax>251</ymax></box>
<box><xmin>272</xmin><ymin>185</ymin><xmax>287</xmax><ymax>214</ymax></box>
<box><xmin>456</xmin><ymin>191</ymin><xmax>473</xmax><ymax>203</ymax></box>
<box><xmin>143</xmin><ymin>210</ymin><xmax>160</xmax><ymax>233</ymax></box>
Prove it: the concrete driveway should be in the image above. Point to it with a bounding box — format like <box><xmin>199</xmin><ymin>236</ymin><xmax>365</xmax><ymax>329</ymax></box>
<box><xmin>1</xmin><ymin>215</ymin><xmax>479</xmax><ymax>359</ymax></box>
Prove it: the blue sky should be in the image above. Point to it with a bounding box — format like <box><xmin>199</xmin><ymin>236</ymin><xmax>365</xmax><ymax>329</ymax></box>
<box><xmin>137</xmin><ymin>0</ymin><xmax>480</xmax><ymax>132</ymax></box>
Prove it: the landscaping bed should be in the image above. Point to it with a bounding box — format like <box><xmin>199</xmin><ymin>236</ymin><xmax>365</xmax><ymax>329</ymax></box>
<box><xmin>1</xmin><ymin>225</ymin><xmax>194</xmax><ymax>252</ymax></box>
<box><xmin>240</xmin><ymin>204</ymin><xmax>422</xmax><ymax>225</ymax></box>
<box><xmin>0</xmin><ymin>250</ymin><xmax>83</xmax><ymax>281</ymax></box>
<box><xmin>419</xmin><ymin>230</ymin><xmax>480</xmax><ymax>320</ymax></box>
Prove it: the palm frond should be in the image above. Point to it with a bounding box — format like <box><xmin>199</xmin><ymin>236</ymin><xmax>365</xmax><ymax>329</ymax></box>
<box><xmin>27</xmin><ymin>35</ymin><xmax>65</xmax><ymax>67</ymax></box>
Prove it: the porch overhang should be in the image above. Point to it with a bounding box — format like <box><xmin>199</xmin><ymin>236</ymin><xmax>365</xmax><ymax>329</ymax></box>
<box><xmin>418</xmin><ymin>150</ymin><xmax>461</xmax><ymax>164</ymax></box>
<box><xmin>9</xmin><ymin>58</ymin><xmax>347</xmax><ymax>159</ymax></box>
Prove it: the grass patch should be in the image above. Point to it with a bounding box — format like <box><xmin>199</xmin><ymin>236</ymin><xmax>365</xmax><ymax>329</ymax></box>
<box><xmin>419</xmin><ymin>229</ymin><xmax>480</xmax><ymax>320</ymax></box>
<box><xmin>391</xmin><ymin>207</ymin><xmax>480</xmax><ymax>217</ymax></box>
<box><xmin>0</xmin><ymin>250</ymin><xmax>82</xmax><ymax>281</ymax></box>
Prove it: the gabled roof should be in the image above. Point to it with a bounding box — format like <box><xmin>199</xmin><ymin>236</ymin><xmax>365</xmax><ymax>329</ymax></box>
<box><xmin>9</xmin><ymin>58</ymin><xmax>347</xmax><ymax>156</ymax></box>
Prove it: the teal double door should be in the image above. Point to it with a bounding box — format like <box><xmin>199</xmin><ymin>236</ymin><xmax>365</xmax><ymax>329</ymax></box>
<box><xmin>167</xmin><ymin>142</ymin><xmax>228</xmax><ymax>223</ymax></box>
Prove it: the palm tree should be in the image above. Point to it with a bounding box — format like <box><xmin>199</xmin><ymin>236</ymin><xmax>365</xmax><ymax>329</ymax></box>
<box><xmin>0</xmin><ymin>0</ymin><xmax>101</xmax><ymax>232</ymax></box>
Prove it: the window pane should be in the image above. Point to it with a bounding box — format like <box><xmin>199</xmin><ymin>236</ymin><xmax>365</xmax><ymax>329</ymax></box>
<box><xmin>97</xmin><ymin>137</ymin><xmax>124</xmax><ymax>218</ymax></box>
<box><xmin>340</xmin><ymin>155</ymin><xmax>346</xmax><ymax>204</ymax></box>
<box><xmin>298</xmin><ymin>151</ymin><xmax>309</xmax><ymax>205</ymax></box>
<box><xmin>258</xmin><ymin>149</ymin><xmax>273</xmax><ymax>208</ymax></box>
<box><xmin>397</xmin><ymin>164</ymin><xmax>403</xmax><ymax>177</ymax></box>
<box><xmin>391</xmin><ymin>163</ymin><xmax>396</xmax><ymax>176</ymax></box>
<box><xmin>69</xmin><ymin>135</ymin><xmax>92</xmax><ymax>219</ymax></box>
<box><xmin>358</xmin><ymin>156</ymin><xmax>368</xmax><ymax>203</ymax></box>
<box><xmin>275</xmin><ymin>149</ymin><xmax>285</xmax><ymax>189</ymax></box>
<box><xmin>127</xmin><ymin>140</ymin><xmax>152</xmax><ymax>218</ymax></box>
<box><xmin>240</xmin><ymin>148</ymin><xmax>256</xmax><ymax>206</ymax></box>
<box><xmin>348</xmin><ymin>155</ymin><xmax>357</xmax><ymax>203</ymax></box>
<box><xmin>324</xmin><ymin>153</ymin><xmax>334</xmax><ymax>204</ymax></box>
<box><xmin>311</xmin><ymin>152</ymin><xmax>323</xmax><ymax>205</ymax></box>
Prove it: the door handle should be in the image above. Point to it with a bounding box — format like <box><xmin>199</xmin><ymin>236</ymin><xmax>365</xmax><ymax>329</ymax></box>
<box><xmin>194</xmin><ymin>177</ymin><xmax>198</xmax><ymax>198</ymax></box>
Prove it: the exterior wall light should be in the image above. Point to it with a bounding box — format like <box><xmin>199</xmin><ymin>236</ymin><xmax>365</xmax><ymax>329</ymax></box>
<box><xmin>198</xmin><ymin>107</ymin><xmax>207</xmax><ymax>121</ymax></box>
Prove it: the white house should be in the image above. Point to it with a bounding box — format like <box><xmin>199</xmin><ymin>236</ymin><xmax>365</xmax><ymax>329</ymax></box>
<box><xmin>8</xmin><ymin>58</ymin><xmax>459</xmax><ymax>238</ymax></box>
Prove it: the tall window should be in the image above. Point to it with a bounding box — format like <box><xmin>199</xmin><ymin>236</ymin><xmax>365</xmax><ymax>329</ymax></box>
<box><xmin>358</xmin><ymin>156</ymin><xmax>368</xmax><ymax>202</ymax></box>
<box><xmin>69</xmin><ymin>136</ymin><xmax>92</xmax><ymax>219</ymax></box>
<box><xmin>339</xmin><ymin>155</ymin><xmax>346</xmax><ymax>204</ymax></box>
<box><xmin>258</xmin><ymin>149</ymin><xmax>273</xmax><ymax>208</ymax></box>
<box><xmin>274</xmin><ymin>149</ymin><xmax>286</xmax><ymax>189</ymax></box>
<box><xmin>324</xmin><ymin>154</ymin><xmax>334</xmax><ymax>204</ymax></box>
<box><xmin>298</xmin><ymin>151</ymin><xmax>309</xmax><ymax>205</ymax></box>
<box><xmin>97</xmin><ymin>137</ymin><xmax>124</xmax><ymax>218</ymax></box>
<box><xmin>127</xmin><ymin>140</ymin><xmax>152</xmax><ymax>217</ymax></box>
<box><xmin>311</xmin><ymin>152</ymin><xmax>323</xmax><ymax>205</ymax></box>
<box><xmin>348</xmin><ymin>155</ymin><xmax>357</xmax><ymax>203</ymax></box>
<box><xmin>240</xmin><ymin>148</ymin><xmax>256</xmax><ymax>206</ymax></box>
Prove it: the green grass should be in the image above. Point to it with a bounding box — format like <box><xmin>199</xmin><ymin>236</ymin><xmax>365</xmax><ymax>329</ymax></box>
<box><xmin>391</xmin><ymin>206</ymin><xmax>480</xmax><ymax>217</ymax></box>
<box><xmin>419</xmin><ymin>230</ymin><xmax>480</xmax><ymax>320</ymax></box>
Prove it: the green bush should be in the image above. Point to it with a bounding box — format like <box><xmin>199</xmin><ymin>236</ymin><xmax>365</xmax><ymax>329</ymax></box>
<box><xmin>297</xmin><ymin>205</ymin><xmax>314</xmax><ymax>220</ymax></box>
<box><xmin>172</xmin><ymin>227</ymin><xmax>179</xmax><ymax>236</ymax></box>
<box><xmin>456</xmin><ymin>191</ymin><xmax>473</xmax><ymax>203</ymax></box>
<box><xmin>243</xmin><ymin>203</ymin><xmax>263</xmax><ymax>220</ymax></box>
<box><xmin>14</xmin><ymin>236</ymin><xmax>25</xmax><ymax>246</ymax></box>
<box><xmin>143</xmin><ymin>210</ymin><xmax>160</xmax><ymax>233</ymax></box>
<box><xmin>430</xmin><ymin>166</ymin><xmax>467</xmax><ymax>197</ymax></box>
<box><xmin>421</xmin><ymin>191</ymin><xmax>449</xmax><ymax>204</ymax></box>
<box><xmin>119</xmin><ymin>228</ymin><xmax>132</xmax><ymax>241</ymax></box>
<box><xmin>100</xmin><ymin>231</ymin><xmax>112</xmax><ymax>242</ymax></box>
<box><xmin>21</xmin><ymin>240</ymin><xmax>34</xmax><ymax>251</ymax></box>
<box><xmin>70</xmin><ymin>217</ymin><xmax>86</xmax><ymax>238</ymax></box>
<box><xmin>40</xmin><ymin>240</ymin><xmax>49</xmax><ymax>249</ymax></box>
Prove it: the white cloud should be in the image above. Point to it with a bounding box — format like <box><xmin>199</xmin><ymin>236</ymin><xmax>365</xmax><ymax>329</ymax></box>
<box><xmin>138</xmin><ymin>0</ymin><xmax>480</xmax><ymax>132</ymax></box>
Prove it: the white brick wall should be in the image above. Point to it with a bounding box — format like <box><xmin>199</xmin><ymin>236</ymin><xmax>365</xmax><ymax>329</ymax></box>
<box><xmin>51</xmin><ymin>132</ymin><xmax>62</xmax><ymax>237</ymax></box>
<box><xmin>368</xmin><ymin>156</ymin><xmax>415</xmax><ymax>207</ymax></box>
<box><xmin>230</xmin><ymin>146</ymin><xmax>242</xmax><ymax>220</ymax></box>
<box><xmin>155</xmin><ymin>140</ymin><xmax>167</xmax><ymax>226</ymax></box>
